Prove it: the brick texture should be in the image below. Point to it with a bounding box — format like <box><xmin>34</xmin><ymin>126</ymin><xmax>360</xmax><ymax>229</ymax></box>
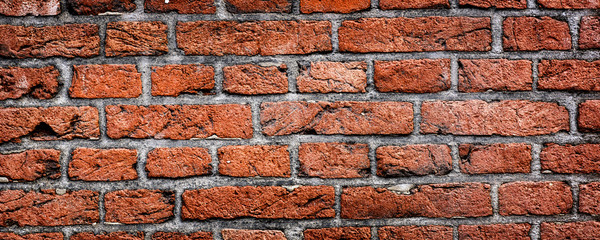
<box><xmin>218</xmin><ymin>145</ymin><xmax>290</xmax><ymax>177</ymax></box>
<box><xmin>222</xmin><ymin>229</ymin><xmax>287</xmax><ymax>240</ymax></box>
<box><xmin>541</xmin><ymin>143</ymin><xmax>600</xmax><ymax>173</ymax></box>
<box><xmin>70</xmin><ymin>64</ymin><xmax>142</xmax><ymax>98</ymax></box>
<box><xmin>0</xmin><ymin>149</ymin><xmax>60</xmax><ymax>182</ymax></box>
<box><xmin>71</xmin><ymin>232</ymin><xmax>144</xmax><ymax>240</ymax></box>
<box><xmin>69</xmin><ymin>148</ymin><xmax>138</xmax><ymax>181</ymax></box>
<box><xmin>578</xmin><ymin>100</ymin><xmax>600</xmax><ymax>132</ymax></box>
<box><xmin>0</xmin><ymin>66</ymin><xmax>60</xmax><ymax>100</ymax></box>
<box><xmin>503</xmin><ymin>17</ymin><xmax>571</xmax><ymax>51</ymax></box>
<box><xmin>299</xmin><ymin>142</ymin><xmax>370</xmax><ymax>178</ymax></box>
<box><xmin>144</xmin><ymin>0</ymin><xmax>215</xmax><ymax>14</ymax></box>
<box><xmin>538</xmin><ymin>60</ymin><xmax>600</xmax><ymax>91</ymax></box>
<box><xmin>459</xmin><ymin>0</ymin><xmax>526</xmax><ymax>8</ymax></box>
<box><xmin>300</xmin><ymin>0</ymin><xmax>370</xmax><ymax>13</ymax></box>
<box><xmin>374</xmin><ymin>59</ymin><xmax>451</xmax><ymax>93</ymax></box>
<box><xmin>66</xmin><ymin>0</ymin><xmax>136</xmax><ymax>15</ymax></box>
<box><xmin>541</xmin><ymin>222</ymin><xmax>600</xmax><ymax>239</ymax></box>
<box><xmin>152</xmin><ymin>232</ymin><xmax>212</xmax><ymax>240</ymax></box>
<box><xmin>304</xmin><ymin>227</ymin><xmax>371</xmax><ymax>240</ymax></box>
<box><xmin>379</xmin><ymin>226</ymin><xmax>453</xmax><ymax>240</ymax></box>
<box><xmin>151</xmin><ymin>64</ymin><xmax>214</xmax><ymax>97</ymax></box>
<box><xmin>459</xmin><ymin>224</ymin><xmax>532</xmax><ymax>240</ymax></box>
<box><xmin>223</xmin><ymin>64</ymin><xmax>288</xmax><ymax>95</ymax></box>
<box><xmin>458</xmin><ymin>59</ymin><xmax>533</xmax><ymax>92</ymax></box>
<box><xmin>380</xmin><ymin>0</ymin><xmax>449</xmax><ymax>9</ymax></box>
<box><xmin>498</xmin><ymin>181</ymin><xmax>573</xmax><ymax>216</ymax></box>
<box><xmin>376</xmin><ymin>145</ymin><xmax>452</xmax><ymax>177</ymax></box>
<box><xmin>105</xmin><ymin>21</ymin><xmax>168</xmax><ymax>57</ymax></box>
<box><xmin>0</xmin><ymin>0</ymin><xmax>61</xmax><ymax>16</ymax></box>
<box><xmin>104</xmin><ymin>190</ymin><xmax>174</xmax><ymax>224</ymax></box>
<box><xmin>146</xmin><ymin>147</ymin><xmax>212</xmax><ymax>178</ymax></box>
<box><xmin>459</xmin><ymin>143</ymin><xmax>532</xmax><ymax>174</ymax></box>
<box><xmin>297</xmin><ymin>61</ymin><xmax>367</xmax><ymax>93</ymax></box>
<box><xmin>579</xmin><ymin>16</ymin><xmax>600</xmax><ymax>49</ymax></box>
<box><xmin>225</xmin><ymin>0</ymin><xmax>291</xmax><ymax>13</ymax></box>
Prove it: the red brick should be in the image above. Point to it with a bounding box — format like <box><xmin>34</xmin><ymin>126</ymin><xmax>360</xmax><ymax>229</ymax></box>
<box><xmin>459</xmin><ymin>143</ymin><xmax>532</xmax><ymax>174</ymax></box>
<box><xmin>69</xmin><ymin>148</ymin><xmax>137</xmax><ymax>181</ymax></box>
<box><xmin>459</xmin><ymin>224</ymin><xmax>531</xmax><ymax>240</ymax></box>
<box><xmin>66</xmin><ymin>0</ymin><xmax>135</xmax><ymax>15</ymax></box>
<box><xmin>0</xmin><ymin>149</ymin><xmax>60</xmax><ymax>182</ymax></box>
<box><xmin>538</xmin><ymin>0</ymin><xmax>600</xmax><ymax>8</ymax></box>
<box><xmin>579</xmin><ymin>183</ymin><xmax>600</xmax><ymax>215</ymax></box>
<box><xmin>0</xmin><ymin>66</ymin><xmax>59</xmax><ymax>100</ymax></box>
<box><xmin>0</xmin><ymin>0</ymin><xmax>60</xmax><ymax>16</ymax></box>
<box><xmin>380</xmin><ymin>0</ymin><xmax>449</xmax><ymax>9</ymax></box>
<box><xmin>0</xmin><ymin>106</ymin><xmax>100</xmax><ymax>143</ymax></box>
<box><xmin>152</xmin><ymin>232</ymin><xmax>212</xmax><ymax>240</ymax></box>
<box><xmin>218</xmin><ymin>145</ymin><xmax>290</xmax><ymax>177</ymax></box>
<box><xmin>503</xmin><ymin>17</ymin><xmax>571</xmax><ymax>51</ymax></box>
<box><xmin>144</xmin><ymin>0</ymin><xmax>215</xmax><ymax>14</ymax></box>
<box><xmin>374</xmin><ymin>59</ymin><xmax>450</xmax><ymax>93</ymax></box>
<box><xmin>70</xmin><ymin>64</ymin><xmax>141</xmax><ymax>98</ymax></box>
<box><xmin>151</xmin><ymin>64</ymin><xmax>214</xmax><ymax>97</ymax></box>
<box><xmin>541</xmin><ymin>221</ymin><xmax>600</xmax><ymax>239</ymax></box>
<box><xmin>0</xmin><ymin>232</ymin><xmax>63</xmax><ymax>240</ymax></box>
<box><xmin>458</xmin><ymin>59</ymin><xmax>533</xmax><ymax>92</ymax></box>
<box><xmin>376</xmin><ymin>145</ymin><xmax>452</xmax><ymax>177</ymax></box>
<box><xmin>420</xmin><ymin>100</ymin><xmax>569</xmax><ymax>136</ymax></box>
<box><xmin>341</xmin><ymin>183</ymin><xmax>492</xmax><ymax>219</ymax></box>
<box><xmin>0</xmin><ymin>24</ymin><xmax>99</xmax><ymax>58</ymax></box>
<box><xmin>106</xmin><ymin>104</ymin><xmax>252</xmax><ymax>139</ymax></box>
<box><xmin>297</xmin><ymin>61</ymin><xmax>367</xmax><ymax>93</ymax></box>
<box><xmin>459</xmin><ymin>0</ymin><xmax>526</xmax><ymax>8</ymax></box>
<box><xmin>225</xmin><ymin>0</ymin><xmax>291</xmax><ymax>13</ymax></box>
<box><xmin>223</xmin><ymin>64</ymin><xmax>288</xmax><ymax>95</ymax></box>
<box><xmin>182</xmin><ymin>186</ymin><xmax>335</xmax><ymax>220</ymax></box>
<box><xmin>538</xmin><ymin>60</ymin><xmax>600</xmax><ymax>91</ymax></box>
<box><xmin>106</xmin><ymin>21</ymin><xmax>168</xmax><ymax>57</ymax></box>
<box><xmin>579</xmin><ymin>16</ymin><xmax>600</xmax><ymax>49</ymax></box>
<box><xmin>177</xmin><ymin>21</ymin><xmax>331</xmax><ymax>56</ymax></box>
<box><xmin>499</xmin><ymin>181</ymin><xmax>573</xmax><ymax>216</ymax></box>
<box><xmin>578</xmin><ymin>100</ymin><xmax>600</xmax><ymax>132</ymax></box>
<box><xmin>299</xmin><ymin>142</ymin><xmax>370</xmax><ymax>178</ymax></box>
<box><xmin>71</xmin><ymin>232</ymin><xmax>144</xmax><ymax>240</ymax></box>
<box><xmin>222</xmin><ymin>229</ymin><xmax>287</xmax><ymax>240</ymax></box>
<box><xmin>378</xmin><ymin>226</ymin><xmax>453</xmax><ymax>240</ymax></box>
<box><xmin>260</xmin><ymin>101</ymin><xmax>413</xmax><ymax>136</ymax></box>
<box><xmin>0</xmin><ymin>189</ymin><xmax>98</xmax><ymax>226</ymax></box>
<box><xmin>105</xmin><ymin>189</ymin><xmax>174</xmax><ymax>224</ymax></box>
<box><xmin>304</xmin><ymin>227</ymin><xmax>370</xmax><ymax>240</ymax></box>
<box><xmin>541</xmin><ymin>143</ymin><xmax>600</xmax><ymax>173</ymax></box>
<box><xmin>300</xmin><ymin>0</ymin><xmax>370</xmax><ymax>13</ymax></box>
<box><xmin>339</xmin><ymin>17</ymin><xmax>491</xmax><ymax>52</ymax></box>
<box><xmin>146</xmin><ymin>147</ymin><xmax>212</xmax><ymax>178</ymax></box>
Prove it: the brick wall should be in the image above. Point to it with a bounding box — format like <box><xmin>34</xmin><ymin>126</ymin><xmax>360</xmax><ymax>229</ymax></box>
<box><xmin>0</xmin><ymin>0</ymin><xmax>599</xmax><ymax>239</ymax></box>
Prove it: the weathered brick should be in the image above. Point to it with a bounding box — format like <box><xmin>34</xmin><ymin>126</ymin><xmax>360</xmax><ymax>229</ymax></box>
<box><xmin>380</xmin><ymin>0</ymin><xmax>449</xmax><ymax>9</ymax></box>
<box><xmin>503</xmin><ymin>17</ymin><xmax>571</xmax><ymax>51</ymax></box>
<box><xmin>69</xmin><ymin>148</ymin><xmax>137</xmax><ymax>181</ymax></box>
<box><xmin>0</xmin><ymin>232</ymin><xmax>63</xmax><ymax>240</ymax></box>
<box><xmin>218</xmin><ymin>145</ymin><xmax>290</xmax><ymax>177</ymax></box>
<box><xmin>299</xmin><ymin>142</ymin><xmax>370</xmax><ymax>178</ymax></box>
<box><xmin>106</xmin><ymin>21</ymin><xmax>168</xmax><ymax>57</ymax></box>
<box><xmin>578</xmin><ymin>100</ymin><xmax>600</xmax><ymax>132</ymax></box>
<box><xmin>70</xmin><ymin>65</ymin><xmax>141</xmax><ymax>98</ymax></box>
<box><xmin>0</xmin><ymin>0</ymin><xmax>60</xmax><ymax>16</ymax></box>
<box><xmin>144</xmin><ymin>0</ymin><xmax>215</xmax><ymax>14</ymax></box>
<box><xmin>579</xmin><ymin>16</ymin><xmax>600</xmax><ymax>49</ymax></box>
<box><xmin>579</xmin><ymin>183</ymin><xmax>600</xmax><ymax>215</ymax></box>
<box><xmin>300</xmin><ymin>0</ymin><xmax>370</xmax><ymax>13</ymax></box>
<box><xmin>223</xmin><ymin>64</ymin><xmax>288</xmax><ymax>95</ymax></box>
<box><xmin>177</xmin><ymin>21</ymin><xmax>331</xmax><ymax>56</ymax></box>
<box><xmin>71</xmin><ymin>232</ymin><xmax>144</xmax><ymax>240</ymax></box>
<box><xmin>151</xmin><ymin>64</ymin><xmax>214</xmax><ymax>97</ymax></box>
<box><xmin>106</xmin><ymin>104</ymin><xmax>252</xmax><ymax>139</ymax></box>
<box><xmin>66</xmin><ymin>0</ymin><xmax>135</xmax><ymax>15</ymax></box>
<box><xmin>0</xmin><ymin>66</ymin><xmax>59</xmax><ymax>100</ymax></box>
<box><xmin>225</xmin><ymin>0</ymin><xmax>291</xmax><ymax>13</ymax></box>
<box><xmin>341</xmin><ymin>183</ymin><xmax>492</xmax><ymax>219</ymax></box>
<box><xmin>376</xmin><ymin>145</ymin><xmax>452</xmax><ymax>177</ymax></box>
<box><xmin>0</xmin><ymin>189</ymin><xmax>98</xmax><ymax>226</ymax></box>
<box><xmin>420</xmin><ymin>100</ymin><xmax>569</xmax><ymax>136</ymax></box>
<box><xmin>146</xmin><ymin>147</ymin><xmax>212</xmax><ymax>178</ymax></box>
<box><xmin>538</xmin><ymin>0</ymin><xmax>600</xmax><ymax>8</ymax></box>
<box><xmin>538</xmin><ymin>60</ymin><xmax>600</xmax><ymax>91</ymax></box>
<box><xmin>459</xmin><ymin>224</ymin><xmax>531</xmax><ymax>240</ymax></box>
<box><xmin>152</xmin><ymin>232</ymin><xmax>212</xmax><ymax>240</ymax></box>
<box><xmin>459</xmin><ymin>143</ymin><xmax>532</xmax><ymax>174</ymax></box>
<box><xmin>499</xmin><ymin>181</ymin><xmax>572</xmax><ymax>216</ymax></box>
<box><xmin>459</xmin><ymin>0</ymin><xmax>526</xmax><ymax>8</ymax></box>
<box><xmin>541</xmin><ymin>221</ymin><xmax>600</xmax><ymax>239</ymax></box>
<box><xmin>541</xmin><ymin>143</ymin><xmax>600</xmax><ymax>173</ymax></box>
<box><xmin>222</xmin><ymin>229</ymin><xmax>287</xmax><ymax>240</ymax></box>
<box><xmin>458</xmin><ymin>59</ymin><xmax>533</xmax><ymax>92</ymax></box>
<box><xmin>378</xmin><ymin>226</ymin><xmax>453</xmax><ymax>240</ymax></box>
<box><xmin>0</xmin><ymin>149</ymin><xmax>60</xmax><ymax>182</ymax></box>
<box><xmin>105</xmin><ymin>189</ymin><xmax>174</xmax><ymax>224</ymax></box>
<box><xmin>297</xmin><ymin>61</ymin><xmax>367</xmax><ymax>93</ymax></box>
<box><xmin>0</xmin><ymin>106</ymin><xmax>100</xmax><ymax>143</ymax></box>
<box><xmin>339</xmin><ymin>17</ymin><xmax>491</xmax><ymax>52</ymax></box>
<box><xmin>182</xmin><ymin>186</ymin><xmax>335</xmax><ymax>220</ymax></box>
<box><xmin>260</xmin><ymin>101</ymin><xmax>413</xmax><ymax>136</ymax></box>
<box><xmin>374</xmin><ymin>59</ymin><xmax>451</xmax><ymax>93</ymax></box>
<box><xmin>304</xmin><ymin>227</ymin><xmax>370</xmax><ymax>240</ymax></box>
<box><xmin>0</xmin><ymin>24</ymin><xmax>99</xmax><ymax>58</ymax></box>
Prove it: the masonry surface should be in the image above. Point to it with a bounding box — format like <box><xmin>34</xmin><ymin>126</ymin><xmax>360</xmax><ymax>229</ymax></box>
<box><xmin>0</xmin><ymin>0</ymin><xmax>599</xmax><ymax>239</ymax></box>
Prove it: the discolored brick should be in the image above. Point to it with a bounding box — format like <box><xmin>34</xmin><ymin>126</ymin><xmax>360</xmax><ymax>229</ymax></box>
<box><xmin>538</xmin><ymin>0</ymin><xmax>600</xmax><ymax>8</ymax></box>
<box><xmin>578</xmin><ymin>100</ymin><xmax>600</xmax><ymax>132</ymax></box>
<box><xmin>380</xmin><ymin>0</ymin><xmax>449</xmax><ymax>9</ymax></box>
<box><xmin>300</xmin><ymin>0</ymin><xmax>370</xmax><ymax>13</ymax></box>
<box><xmin>499</xmin><ymin>181</ymin><xmax>572</xmax><ymax>216</ymax></box>
<box><xmin>0</xmin><ymin>66</ymin><xmax>60</xmax><ymax>100</ymax></box>
<box><xmin>374</xmin><ymin>59</ymin><xmax>451</xmax><ymax>93</ymax></box>
<box><xmin>106</xmin><ymin>21</ymin><xmax>168</xmax><ymax>57</ymax></box>
<box><xmin>459</xmin><ymin>143</ymin><xmax>532</xmax><ymax>174</ymax></box>
<box><xmin>503</xmin><ymin>17</ymin><xmax>571</xmax><ymax>51</ymax></box>
<box><xmin>225</xmin><ymin>0</ymin><xmax>291</xmax><ymax>13</ymax></box>
<box><xmin>151</xmin><ymin>64</ymin><xmax>214</xmax><ymax>97</ymax></box>
<box><xmin>0</xmin><ymin>149</ymin><xmax>60</xmax><ymax>182</ymax></box>
<box><xmin>222</xmin><ymin>229</ymin><xmax>287</xmax><ymax>240</ymax></box>
<box><xmin>105</xmin><ymin>190</ymin><xmax>174</xmax><ymax>224</ymax></box>
<box><xmin>376</xmin><ymin>145</ymin><xmax>452</xmax><ymax>177</ymax></box>
<box><xmin>297</xmin><ymin>61</ymin><xmax>367</xmax><ymax>93</ymax></box>
<box><xmin>0</xmin><ymin>0</ymin><xmax>60</xmax><ymax>16</ymax></box>
<box><xmin>579</xmin><ymin>16</ymin><xmax>600</xmax><ymax>49</ymax></box>
<box><xmin>459</xmin><ymin>0</ymin><xmax>526</xmax><ymax>8</ymax></box>
<box><xmin>458</xmin><ymin>59</ymin><xmax>533</xmax><ymax>92</ymax></box>
<box><xmin>218</xmin><ymin>145</ymin><xmax>290</xmax><ymax>177</ymax></box>
<box><xmin>541</xmin><ymin>143</ymin><xmax>600</xmax><ymax>173</ymax></box>
<box><xmin>66</xmin><ymin>0</ymin><xmax>135</xmax><ymax>15</ymax></box>
<box><xmin>69</xmin><ymin>148</ymin><xmax>137</xmax><ymax>181</ymax></box>
<box><xmin>379</xmin><ymin>226</ymin><xmax>453</xmax><ymax>240</ymax></box>
<box><xmin>299</xmin><ymin>142</ymin><xmax>370</xmax><ymax>178</ymax></box>
<box><xmin>71</xmin><ymin>232</ymin><xmax>144</xmax><ymax>240</ymax></box>
<box><xmin>538</xmin><ymin>60</ymin><xmax>600</xmax><ymax>91</ymax></box>
<box><xmin>144</xmin><ymin>0</ymin><xmax>215</xmax><ymax>14</ymax></box>
<box><xmin>541</xmin><ymin>221</ymin><xmax>600</xmax><ymax>239</ymax></box>
<box><xmin>223</xmin><ymin>64</ymin><xmax>288</xmax><ymax>95</ymax></box>
<box><xmin>304</xmin><ymin>227</ymin><xmax>370</xmax><ymax>240</ymax></box>
<box><xmin>459</xmin><ymin>224</ymin><xmax>532</xmax><ymax>240</ymax></box>
<box><xmin>0</xmin><ymin>232</ymin><xmax>63</xmax><ymax>240</ymax></box>
<box><xmin>70</xmin><ymin>65</ymin><xmax>141</xmax><ymax>98</ymax></box>
<box><xmin>146</xmin><ymin>147</ymin><xmax>212</xmax><ymax>178</ymax></box>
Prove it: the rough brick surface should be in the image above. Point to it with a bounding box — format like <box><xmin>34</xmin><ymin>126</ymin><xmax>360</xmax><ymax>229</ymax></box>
<box><xmin>66</xmin><ymin>0</ymin><xmax>136</xmax><ymax>15</ymax></box>
<box><xmin>298</xmin><ymin>142</ymin><xmax>370</xmax><ymax>178</ymax></box>
<box><xmin>146</xmin><ymin>147</ymin><xmax>212</xmax><ymax>178</ymax></box>
<box><xmin>341</xmin><ymin>183</ymin><xmax>492</xmax><ymax>219</ymax></box>
<box><xmin>105</xmin><ymin>190</ymin><xmax>174</xmax><ymax>224</ymax></box>
<box><xmin>218</xmin><ymin>145</ymin><xmax>290</xmax><ymax>177</ymax></box>
<box><xmin>70</xmin><ymin>65</ymin><xmax>141</xmax><ymax>98</ymax></box>
<box><xmin>297</xmin><ymin>61</ymin><xmax>367</xmax><ymax>93</ymax></box>
<box><xmin>579</xmin><ymin>16</ymin><xmax>600</xmax><ymax>49</ymax></box>
<box><xmin>420</xmin><ymin>100</ymin><xmax>569</xmax><ymax>136</ymax></box>
<box><xmin>304</xmin><ymin>227</ymin><xmax>371</xmax><ymax>240</ymax></box>
<box><xmin>106</xmin><ymin>104</ymin><xmax>252</xmax><ymax>139</ymax></box>
<box><xmin>458</xmin><ymin>59</ymin><xmax>533</xmax><ymax>92</ymax></box>
<box><xmin>459</xmin><ymin>143</ymin><xmax>532</xmax><ymax>174</ymax></box>
<box><xmin>538</xmin><ymin>60</ymin><xmax>600</xmax><ymax>91</ymax></box>
<box><xmin>578</xmin><ymin>100</ymin><xmax>600</xmax><ymax>132</ymax></box>
<box><xmin>579</xmin><ymin>183</ymin><xmax>600</xmax><ymax>215</ymax></box>
<box><xmin>0</xmin><ymin>189</ymin><xmax>98</xmax><ymax>226</ymax></box>
<box><xmin>380</xmin><ymin>0</ymin><xmax>449</xmax><ymax>9</ymax></box>
<box><xmin>0</xmin><ymin>24</ymin><xmax>99</xmax><ymax>58</ymax></box>
<box><xmin>0</xmin><ymin>149</ymin><xmax>60</xmax><ymax>182</ymax></box>
<box><xmin>503</xmin><ymin>17</ymin><xmax>571</xmax><ymax>51</ymax></box>
<box><xmin>223</xmin><ymin>64</ymin><xmax>288</xmax><ymax>95</ymax></box>
<box><xmin>177</xmin><ymin>21</ymin><xmax>332</xmax><ymax>56</ymax></box>
<box><xmin>459</xmin><ymin>224</ymin><xmax>532</xmax><ymax>240</ymax></box>
<box><xmin>0</xmin><ymin>0</ymin><xmax>60</xmax><ymax>16</ymax></box>
<box><xmin>499</xmin><ymin>181</ymin><xmax>573</xmax><ymax>216</ymax></box>
<box><xmin>182</xmin><ymin>186</ymin><xmax>335</xmax><ymax>220</ymax></box>
<box><xmin>541</xmin><ymin>221</ymin><xmax>600</xmax><ymax>239</ymax></box>
<box><xmin>106</xmin><ymin>21</ymin><xmax>168</xmax><ymax>57</ymax></box>
<box><xmin>225</xmin><ymin>0</ymin><xmax>291</xmax><ymax>13</ymax></box>
<box><xmin>69</xmin><ymin>148</ymin><xmax>138</xmax><ymax>181</ymax></box>
<box><xmin>152</xmin><ymin>232</ymin><xmax>212</xmax><ymax>240</ymax></box>
<box><xmin>0</xmin><ymin>232</ymin><xmax>63</xmax><ymax>240</ymax></box>
<box><xmin>339</xmin><ymin>17</ymin><xmax>491</xmax><ymax>52</ymax></box>
<box><xmin>151</xmin><ymin>64</ymin><xmax>214</xmax><ymax>97</ymax></box>
<box><xmin>222</xmin><ymin>229</ymin><xmax>287</xmax><ymax>240</ymax></box>
<box><xmin>0</xmin><ymin>66</ymin><xmax>60</xmax><ymax>100</ymax></box>
<box><xmin>300</xmin><ymin>0</ymin><xmax>370</xmax><ymax>13</ymax></box>
<box><xmin>459</xmin><ymin>0</ymin><xmax>526</xmax><ymax>8</ymax></box>
<box><xmin>374</xmin><ymin>59</ymin><xmax>451</xmax><ymax>93</ymax></box>
<box><xmin>538</xmin><ymin>0</ymin><xmax>600</xmax><ymax>8</ymax></box>
<box><xmin>144</xmin><ymin>0</ymin><xmax>215</xmax><ymax>14</ymax></box>
<box><xmin>71</xmin><ymin>232</ymin><xmax>144</xmax><ymax>240</ymax></box>
<box><xmin>378</xmin><ymin>226</ymin><xmax>453</xmax><ymax>240</ymax></box>
<box><xmin>260</xmin><ymin>101</ymin><xmax>413</xmax><ymax>136</ymax></box>
<box><xmin>541</xmin><ymin>143</ymin><xmax>600</xmax><ymax>173</ymax></box>
<box><xmin>376</xmin><ymin>145</ymin><xmax>453</xmax><ymax>177</ymax></box>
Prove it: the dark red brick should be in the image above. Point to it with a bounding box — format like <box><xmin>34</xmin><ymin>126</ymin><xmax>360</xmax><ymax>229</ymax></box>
<box><xmin>304</xmin><ymin>227</ymin><xmax>370</xmax><ymax>240</ymax></box>
<box><xmin>374</xmin><ymin>59</ymin><xmax>450</xmax><ymax>93</ymax></box>
<box><xmin>69</xmin><ymin>148</ymin><xmax>137</xmax><ymax>181</ymax></box>
<box><xmin>538</xmin><ymin>0</ymin><xmax>600</xmax><ymax>8</ymax></box>
<box><xmin>218</xmin><ymin>145</ymin><xmax>290</xmax><ymax>177</ymax></box>
<box><xmin>459</xmin><ymin>0</ymin><xmax>526</xmax><ymax>8</ymax></box>
<box><xmin>499</xmin><ymin>181</ymin><xmax>573</xmax><ymax>216</ymax></box>
<box><xmin>299</xmin><ymin>142</ymin><xmax>370</xmax><ymax>178</ymax></box>
<box><xmin>106</xmin><ymin>21</ymin><xmax>168</xmax><ymax>57</ymax></box>
<box><xmin>459</xmin><ymin>143</ymin><xmax>532</xmax><ymax>174</ymax></box>
<box><xmin>458</xmin><ymin>59</ymin><xmax>533</xmax><ymax>92</ymax></box>
<box><xmin>222</xmin><ymin>229</ymin><xmax>287</xmax><ymax>240</ymax></box>
<box><xmin>0</xmin><ymin>66</ymin><xmax>59</xmax><ymax>100</ymax></box>
<box><xmin>297</xmin><ymin>61</ymin><xmax>367</xmax><ymax>93</ymax></box>
<box><xmin>538</xmin><ymin>60</ymin><xmax>600</xmax><ymax>91</ymax></box>
<box><xmin>144</xmin><ymin>0</ymin><xmax>215</xmax><ymax>14</ymax></box>
<box><xmin>578</xmin><ymin>182</ymin><xmax>600</xmax><ymax>215</ymax></box>
<box><xmin>578</xmin><ymin>100</ymin><xmax>600</xmax><ymax>132</ymax></box>
<box><xmin>0</xmin><ymin>149</ymin><xmax>60</xmax><ymax>182</ymax></box>
<box><xmin>71</xmin><ymin>232</ymin><xmax>144</xmax><ymax>240</ymax></box>
<box><xmin>0</xmin><ymin>232</ymin><xmax>63</xmax><ymax>240</ymax></box>
<box><xmin>541</xmin><ymin>143</ymin><xmax>600</xmax><ymax>173</ymax></box>
<box><xmin>300</xmin><ymin>0</ymin><xmax>370</xmax><ymax>13</ymax></box>
<box><xmin>459</xmin><ymin>224</ymin><xmax>531</xmax><ymax>240</ymax></box>
<box><xmin>223</xmin><ymin>64</ymin><xmax>288</xmax><ymax>95</ymax></box>
<box><xmin>541</xmin><ymin>222</ymin><xmax>600</xmax><ymax>239</ymax></box>
<box><xmin>70</xmin><ymin>65</ymin><xmax>141</xmax><ymax>98</ymax></box>
<box><xmin>152</xmin><ymin>232</ymin><xmax>212</xmax><ymax>240</ymax></box>
<box><xmin>380</xmin><ymin>0</ymin><xmax>449</xmax><ymax>9</ymax></box>
<box><xmin>579</xmin><ymin>16</ymin><xmax>600</xmax><ymax>49</ymax></box>
<box><xmin>376</xmin><ymin>145</ymin><xmax>452</xmax><ymax>177</ymax></box>
<box><xmin>379</xmin><ymin>226</ymin><xmax>453</xmax><ymax>240</ymax></box>
<box><xmin>146</xmin><ymin>147</ymin><xmax>212</xmax><ymax>178</ymax></box>
<box><xmin>225</xmin><ymin>0</ymin><xmax>291</xmax><ymax>13</ymax></box>
<box><xmin>105</xmin><ymin>190</ymin><xmax>174</xmax><ymax>224</ymax></box>
<box><xmin>66</xmin><ymin>0</ymin><xmax>135</xmax><ymax>15</ymax></box>
<box><xmin>503</xmin><ymin>17</ymin><xmax>571</xmax><ymax>51</ymax></box>
<box><xmin>151</xmin><ymin>64</ymin><xmax>214</xmax><ymax>97</ymax></box>
<box><xmin>0</xmin><ymin>0</ymin><xmax>60</xmax><ymax>16</ymax></box>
